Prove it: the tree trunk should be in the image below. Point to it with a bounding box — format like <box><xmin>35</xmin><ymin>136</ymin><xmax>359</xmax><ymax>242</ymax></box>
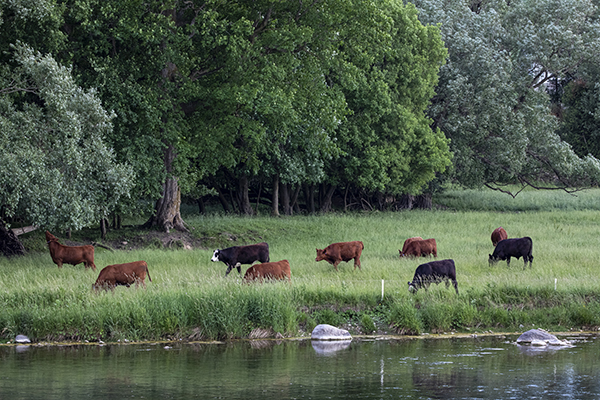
<box><xmin>272</xmin><ymin>175</ymin><xmax>280</xmax><ymax>216</ymax></box>
<box><xmin>376</xmin><ymin>192</ymin><xmax>385</xmax><ymax>211</ymax></box>
<box><xmin>290</xmin><ymin>185</ymin><xmax>301</xmax><ymax>215</ymax></box>
<box><xmin>0</xmin><ymin>221</ymin><xmax>25</xmax><ymax>257</ymax></box>
<box><xmin>255</xmin><ymin>182</ymin><xmax>262</xmax><ymax>215</ymax></box>
<box><xmin>100</xmin><ymin>218</ymin><xmax>108</xmax><ymax>240</ymax></box>
<box><xmin>197</xmin><ymin>197</ymin><xmax>206</xmax><ymax>214</ymax></box>
<box><xmin>238</xmin><ymin>175</ymin><xmax>254</xmax><ymax>215</ymax></box>
<box><xmin>304</xmin><ymin>184</ymin><xmax>315</xmax><ymax>214</ymax></box>
<box><xmin>144</xmin><ymin>144</ymin><xmax>188</xmax><ymax>232</ymax></box>
<box><xmin>320</xmin><ymin>184</ymin><xmax>336</xmax><ymax>213</ymax></box>
<box><xmin>399</xmin><ymin>194</ymin><xmax>415</xmax><ymax>210</ymax></box>
<box><xmin>415</xmin><ymin>193</ymin><xmax>433</xmax><ymax>209</ymax></box>
<box><xmin>111</xmin><ymin>213</ymin><xmax>122</xmax><ymax>229</ymax></box>
<box><xmin>281</xmin><ymin>183</ymin><xmax>291</xmax><ymax>215</ymax></box>
<box><xmin>215</xmin><ymin>187</ymin><xmax>231</xmax><ymax>213</ymax></box>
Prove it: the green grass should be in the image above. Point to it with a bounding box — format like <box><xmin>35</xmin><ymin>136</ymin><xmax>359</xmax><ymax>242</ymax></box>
<box><xmin>3</xmin><ymin>188</ymin><xmax>600</xmax><ymax>342</ymax></box>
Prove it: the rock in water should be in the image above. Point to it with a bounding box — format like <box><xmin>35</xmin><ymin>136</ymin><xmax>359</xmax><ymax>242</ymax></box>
<box><xmin>311</xmin><ymin>324</ymin><xmax>352</xmax><ymax>340</ymax></box>
<box><xmin>516</xmin><ymin>329</ymin><xmax>570</xmax><ymax>347</ymax></box>
<box><xmin>15</xmin><ymin>335</ymin><xmax>30</xmax><ymax>344</ymax></box>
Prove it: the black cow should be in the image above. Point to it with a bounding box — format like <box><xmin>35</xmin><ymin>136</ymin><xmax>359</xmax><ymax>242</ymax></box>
<box><xmin>211</xmin><ymin>242</ymin><xmax>270</xmax><ymax>276</ymax></box>
<box><xmin>408</xmin><ymin>259</ymin><xmax>458</xmax><ymax>294</ymax></box>
<box><xmin>489</xmin><ymin>237</ymin><xmax>533</xmax><ymax>269</ymax></box>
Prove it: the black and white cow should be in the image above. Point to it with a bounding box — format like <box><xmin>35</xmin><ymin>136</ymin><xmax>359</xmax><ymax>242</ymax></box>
<box><xmin>211</xmin><ymin>242</ymin><xmax>270</xmax><ymax>276</ymax></box>
<box><xmin>489</xmin><ymin>237</ymin><xmax>533</xmax><ymax>269</ymax></box>
<box><xmin>408</xmin><ymin>259</ymin><xmax>458</xmax><ymax>294</ymax></box>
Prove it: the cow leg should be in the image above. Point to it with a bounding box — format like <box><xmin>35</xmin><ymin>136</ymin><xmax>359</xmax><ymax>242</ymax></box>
<box><xmin>332</xmin><ymin>261</ymin><xmax>340</xmax><ymax>272</ymax></box>
<box><xmin>236</xmin><ymin>263</ymin><xmax>242</xmax><ymax>275</ymax></box>
<box><xmin>225</xmin><ymin>265</ymin><xmax>233</xmax><ymax>276</ymax></box>
<box><xmin>354</xmin><ymin>256</ymin><xmax>361</xmax><ymax>270</ymax></box>
<box><xmin>506</xmin><ymin>257</ymin><xmax>510</xmax><ymax>267</ymax></box>
<box><xmin>453</xmin><ymin>279</ymin><xmax>459</xmax><ymax>295</ymax></box>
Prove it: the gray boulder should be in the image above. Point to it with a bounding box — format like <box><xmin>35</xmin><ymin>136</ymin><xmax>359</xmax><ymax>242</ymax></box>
<box><xmin>516</xmin><ymin>329</ymin><xmax>571</xmax><ymax>347</ymax></box>
<box><xmin>311</xmin><ymin>324</ymin><xmax>352</xmax><ymax>341</ymax></box>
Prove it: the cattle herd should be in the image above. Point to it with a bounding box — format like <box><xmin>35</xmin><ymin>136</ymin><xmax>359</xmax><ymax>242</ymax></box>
<box><xmin>45</xmin><ymin>226</ymin><xmax>533</xmax><ymax>294</ymax></box>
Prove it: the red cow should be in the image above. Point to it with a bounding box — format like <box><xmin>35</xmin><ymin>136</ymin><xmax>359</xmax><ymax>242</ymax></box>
<box><xmin>403</xmin><ymin>238</ymin><xmax>437</xmax><ymax>258</ymax></box>
<box><xmin>93</xmin><ymin>261</ymin><xmax>152</xmax><ymax>291</ymax></box>
<box><xmin>491</xmin><ymin>227</ymin><xmax>508</xmax><ymax>247</ymax></box>
<box><xmin>315</xmin><ymin>241</ymin><xmax>364</xmax><ymax>271</ymax></box>
<box><xmin>399</xmin><ymin>236</ymin><xmax>424</xmax><ymax>257</ymax></box>
<box><xmin>243</xmin><ymin>260</ymin><xmax>291</xmax><ymax>283</ymax></box>
<box><xmin>45</xmin><ymin>231</ymin><xmax>96</xmax><ymax>271</ymax></box>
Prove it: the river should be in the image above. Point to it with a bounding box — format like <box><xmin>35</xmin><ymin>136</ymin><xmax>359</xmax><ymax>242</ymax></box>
<box><xmin>0</xmin><ymin>333</ymin><xmax>598</xmax><ymax>399</ymax></box>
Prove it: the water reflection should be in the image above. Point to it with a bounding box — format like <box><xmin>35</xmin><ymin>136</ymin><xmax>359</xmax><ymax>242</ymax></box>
<box><xmin>311</xmin><ymin>339</ymin><xmax>352</xmax><ymax>355</ymax></box>
<box><xmin>0</xmin><ymin>334</ymin><xmax>598</xmax><ymax>399</ymax></box>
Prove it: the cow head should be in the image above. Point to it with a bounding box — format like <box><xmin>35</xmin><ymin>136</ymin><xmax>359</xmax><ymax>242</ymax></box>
<box><xmin>45</xmin><ymin>231</ymin><xmax>59</xmax><ymax>243</ymax></box>
<box><xmin>407</xmin><ymin>281</ymin><xmax>418</xmax><ymax>293</ymax></box>
<box><xmin>211</xmin><ymin>250</ymin><xmax>221</xmax><ymax>262</ymax></box>
<box><xmin>488</xmin><ymin>254</ymin><xmax>499</xmax><ymax>266</ymax></box>
<box><xmin>315</xmin><ymin>248</ymin><xmax>326</xmax><ymax>262</ymax></box>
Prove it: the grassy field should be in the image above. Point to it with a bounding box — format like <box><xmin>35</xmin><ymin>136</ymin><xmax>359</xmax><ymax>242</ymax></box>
<box><xmin>2</xmin><ymin>188</ymin><xmax>600</xmax><ymax>342</ymax></box>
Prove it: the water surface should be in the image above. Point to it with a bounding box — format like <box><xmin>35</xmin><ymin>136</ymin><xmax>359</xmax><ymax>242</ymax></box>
<box><xmin>0</xmin><ymin>334</ymin><xmax>598</xmax><ymax>399</ymax></box>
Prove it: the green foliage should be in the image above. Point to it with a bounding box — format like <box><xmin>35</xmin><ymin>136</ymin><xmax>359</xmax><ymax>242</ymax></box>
<box><xmin>326</xmin><ymin>1</ymin><xmax>451</xmax><ymax>195</ymax></box>
<box><xmin>360</xmin><ymin>313</ymin><xmax>377</xmax><ymax>334</ymax></box>
<box><xmin>0</xmin><ymin>42</ymin><xmax>133</xmax><ymax>230</ymax></box>
<box><xmin>389</xmin><ymin>301</ymin><xmax>423</xmax><ymax>334</ymax></box>
<box><xmin>414</xmin><ymin>0</ymin><xmax>600</xmax><ymax>192</ymax></box>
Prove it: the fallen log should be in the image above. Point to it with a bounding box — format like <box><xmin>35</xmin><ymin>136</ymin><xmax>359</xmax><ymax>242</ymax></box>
<box><xmin>91</xmin><ymin>242</ymin><xmax>115</xmax><ymax>252</ymax></box>
<box><xmin>11</xmin><ymin>225</ymin><xmax>38</xmax><ymax>236</ymax></box>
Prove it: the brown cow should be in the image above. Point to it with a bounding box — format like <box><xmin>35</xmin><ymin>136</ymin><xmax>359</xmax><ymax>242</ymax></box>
<box><xmin>243</xmin><ymin>260</ymin><xmax>291</xmax><ymax>283</ymax></box>
<box><xmin>93</xmin><ymin>261</ymin><xmax>152</xmax><ymax>291</ymax></box>
<box><xmin>315</xmin><ymin>241</ymin><xmax>364</xmax><ymax>271</ymax></box>
<box><xmin>399</xmin><ymin>236</ymin><xmax>423</xmax><ymax>257</ymax></box>
<box><xmin>402</xmin><ymin>238</ymin><xmax>437</xmax><ymax>258</ymax></box>
<box><xmin>45</xmin><ymin>231</ymin><xmax>96</xmax><ymax>271</ymax></box>
<box><xmin>491</xmin><ymin>227</ymin><xmax>508</xmax><ymax>247</ymax></box>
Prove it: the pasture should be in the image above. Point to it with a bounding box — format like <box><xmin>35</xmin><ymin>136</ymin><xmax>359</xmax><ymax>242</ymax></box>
<box><xmin>1</xmin><ymin>188</ymin><xmax>600</xmax><ymax>342</ymax></box>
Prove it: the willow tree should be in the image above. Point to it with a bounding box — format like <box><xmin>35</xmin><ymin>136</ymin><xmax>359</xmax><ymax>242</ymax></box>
<box><xmin>413</xmin><ymin>0</ymin><xmax>600</xmax><ymax>194</ymax></box>
<box><xmin>0</xmin><ymin>43</ymin><xmax>133</xmax><ymax>255</ymax></box>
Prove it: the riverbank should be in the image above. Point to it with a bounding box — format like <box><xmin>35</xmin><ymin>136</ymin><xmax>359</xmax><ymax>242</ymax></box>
<box><xmin>2</xmin><ymin>189</ymin><xmax>600</xmax><ymax>342</ymax></box>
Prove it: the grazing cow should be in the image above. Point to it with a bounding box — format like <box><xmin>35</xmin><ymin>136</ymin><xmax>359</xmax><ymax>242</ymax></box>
<box><xmin>315</xmin><ymin>241</ymin><xmax>364</xmax><ymax>272</ymax></box>
<box><xmin>399</xmin><ymin>236</ymin><xmax>424</xmax><ymax>257</ymax></box>
<box><xmin>408</xmin><ymin>259</ymin><xmax>458</xmax><ymax>294</ymax></box>
<box><xmin>211</xmin><ymin>242</ymin><xmax>270</xmax><ymax>276</ymax></box>
<box><xmin>402</xmin><ymin>238</ymin><xmax>437</xmax><ymax>258</ymax></box>
<box><xmin>491</xmin><ymin>227</ymin><xmax>508</xmax><ymax>247</ymax></box>
<box><xmin>93</xmin><ymin>261</ymin><xmax>151</xmax><ymax>291</ymax></box>
<box><xmin>243</xmin><ymin>260</ymin><xmax>291</xmax><ymax>283</ymax></box>
<box><xmin>489</xmin><ymin>237</ymin><xmax>533</xmax><ymax>269</ymax></box>
<box><xmin>45</xmin><ymin>231</ymin><xmax>96</xmax><ymax>271</ymax></box>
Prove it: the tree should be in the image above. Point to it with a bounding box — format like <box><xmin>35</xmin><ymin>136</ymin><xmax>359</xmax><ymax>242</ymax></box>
<box><xmin>413</xmin><ymin>0</ymin><xmax>600</xmax><ymax>195</ymax></box>
<box><xmin>321</xmin><ymin>1</ymin><xmax>451</xmax><ymax>209</ymax></box>
<box><xmin>556</xmin><ymin>61</ymin><xmax>600</xmax><ymax>159</ymax></box>
<box><xmin>0</xmin><ymin>43</ymin><xmax>133</xmax><ymax>255</ymax></box>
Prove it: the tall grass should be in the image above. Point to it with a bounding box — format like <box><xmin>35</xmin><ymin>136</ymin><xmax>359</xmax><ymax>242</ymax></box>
<box><xmin>2</xmin><ymin>189</ymin><xmax>600</xmax><ymax>342</ymax></box>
